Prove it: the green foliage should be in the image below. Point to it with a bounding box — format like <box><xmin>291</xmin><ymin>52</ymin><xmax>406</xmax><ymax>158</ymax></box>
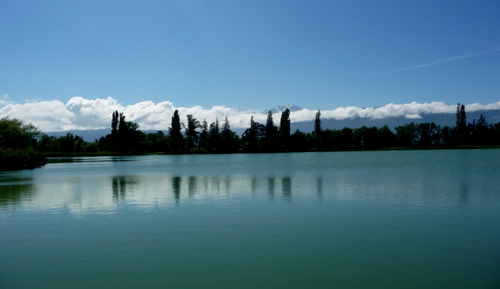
<box><xmin>242</xmin><ymin>116</ymin><xmax>265</xmax><ymax>153</ymax></box>
<box><xmin>142</xmin><ymin>131</ymin><xmax>168</xmax><ymax>153</ymax></box>
<box><xmin>0</xmin><ymin>117</ymin><xmax>45</xmax><ymax>170</ymax></box>
<box><xmin>353</xmin><ymin>126</ymin><xmax>378</xmax><ymax>150</ymax></box>
<box><xmin>377</xmin><ymin>125</ymin><xmax>396</xmax><ymax>149</ymax></box>
<box><xmin>417</xmin><ymin>123</ymin><xmax>439</xmax><ymax>148</ymax></box>
<box><xmin>59</xmin><ymin>133</ymin><xmax>76</xmax><ymax>153</ymax></box>
<box><xmin>289</xmin><ymin>130</ymin><xmax>309</xmax><ymax>151</ymax></box>
<box><xmin>0</xmin><ymin>148</ymin><xmax>46</xmax><ymax>170</ymax></box>
<box><xmin>0</xmin><ymin>117</ymin><xmax>40</xmax><ymax>150</ymax></box>
<box><xmin>395</xmin><ymin>123</ymin><xmax>419</xmax><ymax>147</ymax></box>
<box><xmin>184</xmin><ymin>114</ymin><xmax>201</xmax><ymax>153</ymax></box>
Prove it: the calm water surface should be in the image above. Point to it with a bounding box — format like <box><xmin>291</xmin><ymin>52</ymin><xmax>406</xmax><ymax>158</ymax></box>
<box><xmin>1</xmin><ymin>150</ymin><xmax>499</xmax><ymax>288</ymax></box>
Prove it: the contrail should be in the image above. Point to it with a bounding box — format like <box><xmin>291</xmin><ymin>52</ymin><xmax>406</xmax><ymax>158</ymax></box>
<box><xmin>391</xmin><ymin>46</ymin><xmax>500</xmax><ymax>73</ymax></box>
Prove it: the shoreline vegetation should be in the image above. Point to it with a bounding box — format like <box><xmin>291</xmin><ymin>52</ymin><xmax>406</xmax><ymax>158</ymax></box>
<box><xmin>41</xmin><ymin>144</ymin><xmax>500</xmax><ymax>158</ymax></box>
<box><xmin>0</xmin><ymin>149</ymin><xmax>47</xmax><ymax>170</ymax></box>
<box><xmin>2</xmin><ymin>103</ymin><xmax>500</xmax><ymax>170</ymax></box>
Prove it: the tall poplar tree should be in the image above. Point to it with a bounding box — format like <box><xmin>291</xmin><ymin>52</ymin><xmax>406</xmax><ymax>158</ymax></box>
<box><xmin>118</xmin><ymin>112</ymin><xmax>127</xmax><ymax>152</ymax></box>
<box><xmin>265</xmin><ymin>111</ymin><xmax>277</xmax><ymax>152</ymax></box>
<box><xmin>455</xmin><ymin>103</ymin><xmax>467</xmax><ymax>144</ymax></box>
<box><xmin>169</xmin><ymin>110</ymin><xmax>184</xmax><ymax>153</ymax></box>
<box><xmin>111</xmin><ymin>111</ymin><xmax>119</xmax><ymax>151</ymax></box>
<box><xmin>314</xmin><ymin>110</ymin><xmax>322</xmax><ymax>150</ymax></box>
<box><xmin>278</xmin><ymin>108</ymin><xmax>291</xmax><ymax>150</ymax></box>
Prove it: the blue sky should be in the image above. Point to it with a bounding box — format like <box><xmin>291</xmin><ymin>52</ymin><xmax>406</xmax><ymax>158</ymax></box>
<box><xmin>1</xmin><ymin>1</ymin><xmax>500</xmax><ymax>131</ymax></box>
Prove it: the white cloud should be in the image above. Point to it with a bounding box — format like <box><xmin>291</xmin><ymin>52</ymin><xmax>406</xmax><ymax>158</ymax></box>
<box><xmin>318</xmin><ymin>101</ymin><xmax>457</xmax><ymax>121</ymax></box>
<box><xmin>0</xmin><ymin>94</ymin><xmax>13</xmax><ymax>106</ymax></box>
<box><xmin>0</xmin><ymin>97</ymin><xmax>499</xmax><ymax>132</ymax></box>
<box><xmin>405</xmin><ymin>114</ymin><xmax>423</xmax><ymax>119</ymax></box>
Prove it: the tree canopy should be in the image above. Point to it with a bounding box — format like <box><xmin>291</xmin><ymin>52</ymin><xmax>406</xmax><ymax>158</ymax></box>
<box><xmin>0</xmin><ymin>117</ymin><xmax>46</xmax><ymax>170</ymax></box>
<box><xmin>0</xmin><ymin>117</ymin><xmax>40</xmax><ymax>150</ymax></box>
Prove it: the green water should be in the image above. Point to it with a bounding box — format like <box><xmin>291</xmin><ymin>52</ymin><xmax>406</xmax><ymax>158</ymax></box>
<box><xmin>1</xmin><ymin>150</ymin><xmax>499</xmax><ymax>288</ymax></box>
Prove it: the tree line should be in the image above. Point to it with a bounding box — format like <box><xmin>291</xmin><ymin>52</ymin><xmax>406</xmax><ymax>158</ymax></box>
<box><xmin>1</xmin><ymin>103</ymin><xmax>500</xmax><ymax>169</ymax></box>
<box><xmin>0</xmin><ymin>117</ymin><xmax>46</xmax><ymax>170</ymax></box>
<box><xmin>29</xmin><ymin>103</ymin><xmax>500</xmax><ymax>155</ymax></box>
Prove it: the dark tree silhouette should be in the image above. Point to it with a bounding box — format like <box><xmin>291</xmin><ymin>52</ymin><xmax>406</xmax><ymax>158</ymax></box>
<box><xmin>417</xmin><ymin>123</ymin><xmax>438</xmax><ymax>148</ymax></box>
<box><xmin>456</xmin><ymin>103</ymin><xmax>468</xmax><ymax>144</ymax></box>
<box><xmin>395</xmin><ymin>123</ymin><xmax>419</xmax><ymax>148</ymax></box>
<box><xmin>58</xmin><ymin>133</ymin><xmax>75</xmax><ymax>153</ymax></box>
<box><xmin>220</xmin><ymin>116</ymin><xmax>236</xmax><ymax>153</ymax></box>
<box><xmin>117</xmin><ymin>112</ymin><xmax>127</xmax><ymax>152</ymax></box>
<box><xmin>242</xmin><ymin>116</ymin><xmax>265</xmax><ymax>152</ymax></box>
<box><xmin>123</xmin><ymin>121</ymin><xmax>143</xmax><ymax>153</ymax></box>
<box><xmin>377</xmin><ymin>125</ymin><xmax>396</xmax><ymax>149</ymax></box>
<box><xmin>111</xmin><ymin>111</ymin><xmax>119</xmax><ymax>151</ymax></box>
<box><xmin>208</xmin><ymin>119</ymin><xmax>220</xmax><ymax>153</ymax></box>
<box><xmin>198</xmin><ymin>119</ymin><xmax>209</xmax><ymax>152</ymax></box>
<box><xmin>265</xmin><ymin>111</ymin><xmax>277</xmax><ymax>152</ymax></box>
<box><xmin>353</xmin><ymin>126</ymin><xmax>378</xmax><ymax>150</ymax></box>
<box><xmin>290</xmin><ymin>130</ymin><xmax>309</xmax><ymax>151</ymax></box>
<box><xmin>470</xmin><ymin>114</ymin><xmax>493</xmax><ymax>145</ymax></box>
<box><xmin>439</xmin><ymin>126</ymin><xmax>453</xmax><ymax>146</ymax></box>
<box><xmin>314</xmin><ymin>110</ymin><xmax>322</xmax><ymax>150</ymax></box>
<box><xmin>456</xmin><ymin>103</ymin><xmax>467</xmax><ymax>128</ymax></box>
<box><xmin>0</xmin><ymin>117</ymin><xmax>45</xmax><ymax>170</ymax></box>
<box><xmin>169</xmin><ymin>110</ymin><xmax>184</xmax><ymax>154</ymax></box>
<box><xmin>278</xmin><ymin>108</ymin><xmax>291</xmax><ymax>150</ymax></box>
<box><xmin>184</xmin><ymin>114</ymin><xmax>201</xmax><ymax>153</ymax></box>
<box><xmin>339</xmin><ymin>127</ymin><xmax>354</xmax><ymax>150</ymax></box>
<box><xmin>142</xmin><ymin>131</ymin><xmax>168</xmax><ymax>153</ymax></box>
<box><xmin>0</xmin><ymin>117</ymin><xmax>40</xmax><ymax>149</ymax></box>
<box><xmin>107</xmin><ymin>111</ymin><xmax>144</xmax><ymax>153</ymax></box>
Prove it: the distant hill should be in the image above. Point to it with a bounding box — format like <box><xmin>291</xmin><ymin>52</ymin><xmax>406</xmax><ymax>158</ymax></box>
<box><xmin>46</xmin><ymin>129</ymin><xmax>110</xmax><ymax>142</ymax></box>
<box><xmin>46</xmin><ymin>129</ymin><xmax>167</xmax><ymax>142</ymax></box>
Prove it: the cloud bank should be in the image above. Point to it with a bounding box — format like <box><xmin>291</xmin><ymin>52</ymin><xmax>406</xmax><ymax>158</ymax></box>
<box><xmin>1</xmin><ymin>96</ymin><xmax>500</xmax><ymax>132</ymax></box>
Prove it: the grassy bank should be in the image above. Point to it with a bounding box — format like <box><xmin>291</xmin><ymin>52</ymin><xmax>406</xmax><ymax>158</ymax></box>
<box><xmin>0</xmin><ymin>149</ymin><xmax>47</xmax><ymax>171</ymax></box>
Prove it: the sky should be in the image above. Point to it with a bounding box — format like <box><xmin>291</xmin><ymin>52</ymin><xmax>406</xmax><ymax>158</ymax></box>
<box><xmin>1</xmin><ymin>0</ymin><xmax>500</xmax><ymax>131</ymax></box>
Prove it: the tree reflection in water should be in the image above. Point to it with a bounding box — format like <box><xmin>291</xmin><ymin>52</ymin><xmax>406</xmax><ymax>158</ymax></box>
<box><xmin>111</xmin><ymin>176</ymin><xmax>138</xmax><ymax>203</ymax></box>
<box><xmin>0</xmin><ymin>183</ymin><xmax>35</xmax><ymax>211</ymax></box>
<box><xmin>317</xmin><ymin>177</ymin><xmax>323</xmax><ymax>200</ymax></box>
<box><xmin>101</xmin><ymin>174</ymin><xmax>337</xmax><ymax>205</ymax></box>
<box><xmin>267</xmin><ymin>177</ymin><xmax>275</xmax><ymax>200</ymax></box>
<box><xmin>172</xmin><ymin>176</ymin><xmax>181</xmax><ymax>202</ymax></box>
<box><xmin>188</xmin><ymin>176</ymin><xmax>197</xmax><ymax>198</ymax></box>
<box><xmin>282</xmin><ymin>177</ymin><xmax>292</xmax><ymax>202</ymax></box>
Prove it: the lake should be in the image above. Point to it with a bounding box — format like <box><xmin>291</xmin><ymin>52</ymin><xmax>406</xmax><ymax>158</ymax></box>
<box><xmin>1</xmin><ymin>150</ymin><xmax>499</xmax><ymax>288</ymax></box>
